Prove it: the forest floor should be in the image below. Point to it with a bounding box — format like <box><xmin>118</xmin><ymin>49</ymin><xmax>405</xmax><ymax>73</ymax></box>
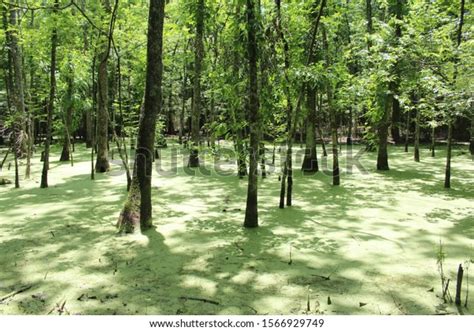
<box><xmin>0</xmin><ymin>140</ymin><xmax>473</xmax><ymax>315</ymax></box>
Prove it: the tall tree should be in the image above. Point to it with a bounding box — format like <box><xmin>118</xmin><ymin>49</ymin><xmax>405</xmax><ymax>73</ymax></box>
<box><xmin>40</xmin><ymin>0</ymin><xmax>59</xmax><ymax>189</ymax></box>
<box><xmin>445</xmin><ymin>0</ymin><xmax>465</xmax><ymax>188</ymax></box>
<box><xmin>243</xmin><ymin>0</ymin><xmax>260</xmax><ymax>228</ymax></box>
<box><xmin>188</xmin><ymin>0</ymin><xmax>205</xmax><ymax>168</ymax></box>
<box><xmin>95</xmin><ymin>0</ymin><xmax>117</xmax><ymax>173</ymax></box>
<box><xmin>117</xmin><ymin>0</ymin><xmax>165</xmax><ymax>233</ymax></box>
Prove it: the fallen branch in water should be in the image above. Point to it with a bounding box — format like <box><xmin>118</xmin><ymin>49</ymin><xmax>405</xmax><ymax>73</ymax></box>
<box><xmin>179</xmin><ymin>296</ymin><xmax>219</xmax><ymax>305</ymax></box>
<box><xmin>0</xmin><ymin>285</ymin><xmax>33</xmax><ymax>303</ymax></box>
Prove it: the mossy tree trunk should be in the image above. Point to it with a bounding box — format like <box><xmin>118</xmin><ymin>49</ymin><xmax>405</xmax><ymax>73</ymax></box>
<box><xmin>95</xmin><ymin>0</ymin><xmax>112</xmax><ymax>173</ymax></box>
<box><xmin>117</xmin><ymin>0</ymin><xmax>165</xmax><ymax>234</ymax></box>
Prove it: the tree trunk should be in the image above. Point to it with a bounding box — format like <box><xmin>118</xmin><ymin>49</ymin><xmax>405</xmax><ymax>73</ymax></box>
<box><xmin>469</xmin><ymin>112</ymin><xmax>474</xmax><ymax>157</ymax></box>
<box><xmin>244</xmin><ymin>0</ymin><xmax>260</xmax><ymax>228</ymax></box>
<box><xmin>302</xmin><ymin>86</ymin><xmax>319</xmax><ymax>173</ymax></box>
<box><xmin>444</xmin><ymin>0</ymin><xmax>465</xmax><ymax>187</ymax></box>
<box><xmin>189</xmin><ymin>0</ymin><xmax>204</xmax><ymax>168</ymax></box>
<box><xmin>95</xmin><ymin>0</ymin><xmax>113</xmax><ymax>173</ymax></box>
<box><xmin>117</xmin><ymin>0</ymin><xmax>165</xmax><ymax>233</ymax></box>
<box><xmin>328</xmin><ymin>89</ymin><xmax>340</xmax><ymax>186</ymax></box>
<box><xmin>95</xmin><ymin>52</ymin><xmax>110</xmax><ymax>172</ymax></box>
<box><xmin>444</xmin><ymin>121</ymin><xmax>452</xmax><ymax>189</ymax></box>
<box><xmin>431</xmin><ymin>126</ymin><xmax>436</xmax><ymax>157</ymax></box>
<box><xmin>377</xmin><ymin>92</ymin><xmax>391</xmax><ymax>171</ymax></box>
<box><xmin>414</xmin><ymin>106</ymin><xmax>420</xmax><ymax>162</ymax></box>
<box><xmin>390</xmin><ymin>0</ymin><xmax>403</xmax><ymax>144</ymax></box>
<box><xmin>40</xmin><ymin>0</ymin><xmax>59</xmax><ymax>189</ymax></box>
<box><xmin>60</xmin><ymin>71</ymin><xmax>74</xmax><ymax>162</ymax></box>
<box><xmin>404</xmin><ymin>110</ymin><xmax>410</xmax><ymax>152</ymax></box>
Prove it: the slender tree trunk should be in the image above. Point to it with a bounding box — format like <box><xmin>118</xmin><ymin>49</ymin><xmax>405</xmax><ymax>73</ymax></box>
<box><xmin>414</xmin><ymin>106</ymin><xmax>420</xmax><ymax>162</ymax></box>
<box><xmin>318</xmin><ymin>125</ymin><xmax>328</xmax><ymax>157</ymax></box>
<box><xmin>431</xmin><ymin>126</ymin><xmax>436</xmax><ymax>157</ymax></box>
<box><xmin>117</xmin><ymin>0</ymin><xmax>165</xmax><ymax>233</ymax></box>
<box><xmin>404</xmin><ymin>110</ymin><xmax>410</xmax><ymax>152</ymax></box>
<box><xmin>244</xmin><ymin>0</ymin><xmax>260</xmax><ymax>228</ymax></box>
<box><xmin>60</xmin><ymin>71</ymin><xmax>74</xmax><ymax>162</ymax></box>
<box><xmin>189</xmin><ymin>0</ymin><xmax>204</xmax><ymax>168</ymax></box>
<box><xmin>445</xmin><ymin>0</ymin><xmax>465</xmax><ymax>187</ymax></box>
<box><xmin>347</xmin><ymin>107</ymin><xmax>353</xmax><ymax>145</ymax></box>
<box><xmin>390</xmin><ymin>0</ymin><xmax>403</xmax><ymax>144</ymax></box>
<box><xmin>91</xmin><ymin>55</ymin><xmax>97</xmax><ymax>180</ymax></box>
<box><xmin>328</xmin><ymin>89</ymin><xmax>339</xmax><ymax>186</ymax></box>
<box><xmin>469</xmin><ymin>113</ymin><xmax>474</xmax><ymax>157</ymax></box>
<box><xmin>179</xmin><ymin>44</ymin><xmax>187</xmax><ymax>145</ymax></box>
<box><xmin>444</xmin><ymin>121</ymin><xmax>452</xmax><ymax>189</ymax></box>
<box><xmin>302</xmin><ymin>86</ymin><xmax>319</xmax><ymax>173</ymax></box>
<box><xmin>6</xmin><ymin>3</ymin><xmax>26</xmax><ymax>190</ymax></box>
<box><xmin>25</xmin><ymin>10</ymin><xmax>35</xmax><ymax>180</ymax></box>
<box><xmin>40</xmin><ymin>0</ymin><xmax>59</xmax><ymax>188</ymax></box>
<box><xmin>377</xmin><ymin>91</ymin><xmax>391</xmax><ymax>171</ymax></box>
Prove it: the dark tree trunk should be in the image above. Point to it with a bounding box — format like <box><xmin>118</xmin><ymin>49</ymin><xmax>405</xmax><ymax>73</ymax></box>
<box><xmin>404</xmin><ymin>110</ymin><xmax>410</xmax><ymax>152</ymax></box>
<box><xmin>377</xmin><ymin>92</ymin><xmax>391</xmax><ymax>171</ymax></box>
<box><xmin>470</xmin><ymin>114</ymin><xmax>474</xmax><ymax>157</ymax></box>
<box><xmin>431</xmin><ymin>126</ymin><xmax>436</xmax><ymax>157</ymax></box>
<box><xmin>444</xmin><ymin>121</ymin><xmax>452</xmax><ymax>189</ymax></box>
<box><xmin>390</xmin><ymin>0</ymin><xmax>403</xmax><ymax>144</ymax></box>
<box><xmin>444</xmin><ymin>0</ymin><xmax>465</xmax><ymax>187</ymax></box>
<box><xmin>328</xmin><ymin>89</ymin><xmax>339</xmax><ymax>186</ymax></box>
<box><xmin>179</xmin><ymin>54</ymin><xmax>187</xmax><ymax>145</ymax></box>
<box><xmin>40</xmin><ymin>0</ymin><xmax>59</xmax><ymax>189</ymax></box>
<box><xmin>244</xmin><ymin>0</ymin><xmax>260</xmax><ymax>228</ymax></box>
<box><xmin>117</xmin><ymin>0</ymin><xmax>165</xmax><ymax>233</ymax></box>
<box><xmin>302</xmin><ymin>86</ymin><xmax>319</xmax><ymax>173</ymax></box>
<box><xmin>60</xmin><ymin>71</ymin><xmax>74</xmax><ymax>162</ymax></box>
<box><xmin>95</xmin><ymin>0</ymin><xmax>113</xmax><ymax>173</ymax></box>
<box><xmin>414</xmin><ymin>106</ymin><xmax>420</xmax><ymax>162</ymax></box>
<box><xmin>189</xmin><ymin>0</ymin><xmax>204</xmax><ymax>168</ymax></box>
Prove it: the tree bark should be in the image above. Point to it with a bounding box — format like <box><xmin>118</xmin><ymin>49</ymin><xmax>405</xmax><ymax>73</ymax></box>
<box><xmin>445</xmin><ymin>0</ymin><xmax>465</xmax><ymax>188</ymax></box>
<box><xmin>377</xmin><ymin>91</ymin><xmax>391</xmax><ymax>171</ymax></box>
<box><xmin>469</xmin><ymin>113</ymin><xmax>474</xmax><ymax>157</ymax></box>
<box><xmin>40</xmin><ymin>0</ymin><xmax>59</xmax><ymax>188</ymax></box>
<box><xmin>244</xmin><ymin>0</ymin><xmax>260</xmax><ymax>228</ymax></box>
<box><xmin>404</xmin><ymin>110</ymin><xmax>410</xmax><ymax>152</ymax></box>
<box><xmin>189</xmin><ymin>0</ymin><xmax>205</xmax><ymax>168</ymax></box>
<box><xmin>302</xmin><ymin>86</ymin><xmax>319</xmax><ymax>173</ymax></box>
<box><xmin>444</xmin><ymin>121</ymin><xmax>452</xmax><ymax>189</ymax></box>
<box><xmin>117</xmin><ymin>0</ymin><xmax>165</xmax><ymax>233</ymax></box>
<box><xmin>414</xmin><ymin>105</ymin><xmax>420</xmax><ymax>162</ymax></box>
<box><xmin>390</xmin><ymin>0</ymin><xmax>403</xmax><ymax>144</ymax></box>
<box><xmin>95</xmin><ymin>0</ymin><xmax>113</xmax><ymax>173</ymax></box>
<box><xmin>431</xmin><ymin>126</ymin><xmax>436</xmax><ymax>157</ymax></box>
<box><xmin>60</xmin><ymin>70</ymin><xmax>74</xmax><ymax>162</ymax></box>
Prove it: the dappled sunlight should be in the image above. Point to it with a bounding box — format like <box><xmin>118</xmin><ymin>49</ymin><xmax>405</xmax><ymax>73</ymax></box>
<box><xmin>0</xmin><ymin>142</ymin><xmax>473</xmax><ymax>315</ymax></box>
